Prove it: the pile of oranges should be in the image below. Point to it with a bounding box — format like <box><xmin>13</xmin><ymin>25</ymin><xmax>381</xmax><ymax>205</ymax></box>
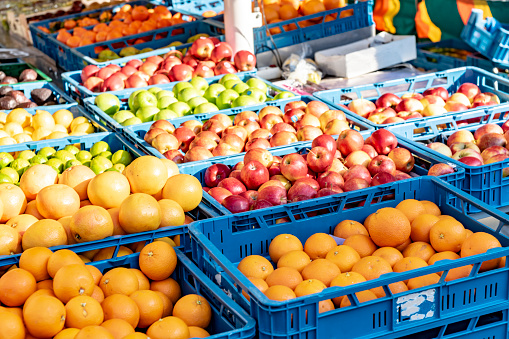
<box><xmin>0</xmin><ymin>241</ymin><xmax>213</xmax><ymax>338</ymax></box>
<box><xmin>257</xmin><ymin>0</ymin><xmax>351</xmax><ymax>35</ymax></box>
<box><xmin>0</xmin><ymin>155</ymin><xmax>203</xmax><ymax>259</ymax></box>
<box><xmin>54</xmin><ymin>5</ymin><xmax>192</xmax><ymax>48</ymax></box>
<box><xmin>237</xmin><ymin>199</ymin><xmax>504</xmax><ymax>310</ymax></box>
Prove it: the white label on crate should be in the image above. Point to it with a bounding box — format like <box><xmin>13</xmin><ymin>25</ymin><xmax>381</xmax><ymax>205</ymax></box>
<box><xmin>396</xmin><ymin>289</ymin><xmax>435</xmax><ymax>323</ymax></box>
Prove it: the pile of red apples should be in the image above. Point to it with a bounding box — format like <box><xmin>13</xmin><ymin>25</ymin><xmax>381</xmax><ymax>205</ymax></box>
<box><xmin>426</xmin><ymin>121</ymin><xmax>509</xmax><ymax>173</ymax></box>
<box><xmin>143</xmin><ymin>99</ymin><xmax>360</xmax><ymax>162</ymax></box>
<box><xmin>345</xmin><ymin>83</ymin><xmax>501</xmax><ymax>125</ymax></box>
<box><xmin>202</xmin><ymin>128</ymin><xmax>447</xmax><ymax>213</ymax></box>
<box><xmin>80</xmin><ymin>37</ymin><xmax>257</xmax><ymax>92</ymax></box>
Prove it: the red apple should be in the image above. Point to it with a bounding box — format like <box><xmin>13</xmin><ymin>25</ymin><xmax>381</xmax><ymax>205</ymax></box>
<box><xmin>239</xmin><ymin>190</ymin><xmax>258</xmax><ymax>207</ymax></box>
<box><xmin>208</xmin><ymin>187</ymin><xmax>232</xmax><ymax>204</ymax></box>
<box><xmin>344</xmin><ymin>150</ymin><xmax>371</xmax><ymax>168</ymax></box>
<box><xmin>190</xmin><ymin>37</ymin><xmax>215</xmax><ymax>60</ymax></box>
<box><xmin>375</xmin><ymin>93</ymin><xmax>401</xmax><ymax>109</ymax></box>
<box><xmin>296</xmin><ymin>126</ymin><xmax>322</xmax><ymax>142</ymax></box>
<box><xmin>458</xmin><ymin>157</ymin><xmax>484</xmax><ymax>166</ymax></box>
<box><xmin>449</xmin><ymin>142</ymin><xmax>480</xmax><ymax>155</ymax></box>
<box><xmin>193</xmin><ymin>63</ymin><xmax>215</xmax><ymax>78</ymax></box>
<box><xmin>371</xmin><ymin>172</ymin><xmax>395</xmax><ymax>186</ymax></box>
<box><xmin>343</xmin><ymin>178</ymin><xmax>370</xmax><ymax>192</ymax></box>
<box><xmin>249</xmin><ymin>128</ymin><xmax>271</xmax><ymax>141</ymax></box>
<box><xmin>396</xmin><ymin>111</ymin><xmax>423</xmax><ymax>120</ymax></box>
<box><xmin>317</xmin><ymin>171</ymin><xmax>344</xmax><ymax>189</ymax></box>
<box><xmin>319</xmin><ymin>110</ymin><xmax>346</xmax><ymax>130</ymax></box>
<box><xmin>148</xmin><ymin>74</ymin><xmax>170</xmax><ymax>86</ymax></box>
<box><xmin>83</xmin><ymin>77</ymin><xmax>103</xmax><ymax>92</ymax></box>
<box><xmin>252</xmin><ymin>199</ymin><xmax>274</xmax><ymax>210</ymax></box>
<box><xmin>367</xmin><ymin>155</ymin><xmax>396</xmax><ymax>176</ymax></box>
<box><xmin>183</xmin><ymin>55</ymin><xmax>199</xmax><ymax>68</ymax></box>
<box><xmin>260</xmin><ymin>114</ymin><xmax>283</xmax><ymax>130</ymax></box>
<box><xmin>284</xmin><ymin>101</ymin><xmax>307</xmax><ymax>112</ymax></box>
<box><xmin>370</xmin><ymin>129</ymin><xmax>398</xmax><ymax>155</ymax></box>
<box><xmin>481</xmin><ymin>146</ymin><xmax>509</xmax><ymax>163</ymax></box>
<box><xmin>190</xmin><ymin>136</ymin><xmax>218</xmax><ymax>152</ymax></box>
<box><xmin>211</xmin><ymin>42</ymin><xmax>233</xmax><ymax>63</ymax></box>
<box><xmin>427</xmin><ymin>142</ymin><xmax>452</xmax><ymax>158</ymax></box>
<box><xmin>401</xmin><ymin>93</ymin><xmax>424</xmax><ymax>100</ymax></box>
<box><xmin>474</xmin><ymin>123</ymin><xmax>504</xmax><ymax>141</ymax></box>
<box><xmin>229</xmin><ymin>169</ymin><xmax>242</xmax><ymax>181</ymax></box>
<box><xmin>126</xmin><ymin>73</ymin><xmax>149</xmax><ymax>88</ymax></box>
<box><xmin>394</xmin><ymin>170</ymin><xmax>412</xmax><ymax>181</ymax></box>
<box><xmin>81</xmin><ymin>65</ymin><xmax>100</xmax><ymax>83</ymax></box>
<box><xmin>420</xmin><ymin>95</ymin><xmax>446</xmax><ymax>108</ymax></box>
<box><xmin>348</xmin><ymin>99</ymin><xmax>376</xmax><ymax>118</ymax></box>
<box><xmin>234</xmin><ymin>50</ymin><xmax>256</xmax><ymax>71</ymax></box>
<box><xmin>312</xmin><ymin>134</ymin><xmax>336</xmax><ymax>155</ymax></box>
<box><xmin>214</xmin><ymin>61</ymin><xmax>237</xmax><ymax>75</ymax></box>
<box><xmin>447</xmin><ymin>130</ymin><xmax>475</xmax><ymax>147</ymax></box>
<box><xmin>395</xmin><ymin>98</ymin><xmax>424</xmax><ymax>113</ymax></box>
<box><xmin>305</xmin><ymin>101</ymin><xmax>329</xmax><ymax>118</ymax></box>
<box><xmin>451</xmin><ymin>148</ymin><xmax>484</xmax><ymax>163</ymax></box>
<box><xmin>288</xmin><ymin>183</ymin><xmax>317</xmax><ymax>202</ymax></box>
<box><xmin>343</xmin><ymin>165</ymin><xmax>372</xmax><ymax>184</ymax></box>
<box><xmin>485</xmin><ymin>155</ymin><xmax>509</xmax><ymax>177</ymax></box>
<box><xmin>270</xmin><ymin>131</ymin><xmax>298</xmax><ymax>147</ymax></box>
<box><xmin>502</xmin><ymin>121</ymin><xmax>509</xmax><ymax>133</ymax></box>
<box><xmin>101</xmin><ymin>74</ymin><xmax>125</xmax><ymax>92</ymax></box>
<box><xmin>295</xmin><ymin>114</ymin><xmax>320</xmax><ymax>129</ymax></box>
<box><xmin>473</xmin><ymin>92</ymin><xmax>501</xmax><ymax>105</ymax></box>
<box><xmin>152</xmin><ymin>133</ymin><xmax>179</xmax><ymax>154</ymax></box>
<box><xmin>284</xmin><ymin>108</ymin><xmax>306</xmax><ymax>125</ymax></box>
<box><xmin>125</xmin><ymin>59</ymin><xmax>143</xmax><ymax>69</ymax></box>
<box><xmin>336</xmin><ymin>129</ymin><xmax>364</xmax><ymax>156</ymax></box>
<box><xmin>478</xmin><ymin>133</ymin><xmax>507</xmax><ymax>151</ymax></box>
<box><xmin>268</xmin><ymin>163</ymin><xmax>282</xmax><ymax>177</ymax></box>
<box><xmin>361</xmin><ymin>145</ymin><xmax>378</xmax><ymax>159</ymax></box>
<box><xmin>317</xmin><ymin>187</ymin><xmax>343</xmax><ymax>197</ymax></box>
<box><xmin>238</xmin><ymin>120</ymin><xmax>260</xmax><ymax>135</ymax></box>
<box><xmin>246</xmin><ymin>138</ymin><xmax>271</xmax><ymax>151</ymax></box>
<box><xmin>423</xmin><ymin>87</ymin><xmax>449</xmax><ymax>101</ymax></box>
<box><xmin>96</xmin><ymin>67</ymin><xmax>116</xmax><ymax>80</ymax></box>
<box><xmin>258</xmin><ymin>185</ymin><xmax>287</xmax><ymax>205</ymax></box>
<box><xmin>280</xmin><ymin>153</ymin><xmax>308</xmax><ymax>181</ymax></box>
<box><xmin>222</xmin><ymin>195</ymin><xmax>250</xmax><ymax>213</ymax></box>
<box><xmin>169</xmin><ymin>64</ymin><xmax>194</xmax><ymax>82</ymax></box>
<box><xmin>444</xmin><ymin>101</ymin><xmax>470</xmax><ymax>112</ymax></box>
<box><xmin>184</xmin><ymin>146</ymin><xmax>214</xmax><ymax>162</ymax></box>
<box><xmin>150</xmin><ymin>119</ymin><xmax>175</xmax><ymax>134</ymax></box>
<box><xmin>144</xmin><ymin>128</ymin><xmax>166</xmax><ymax>145</ymax></box>
<box><xmin>388</xmin><ymin>148</ymin><xmax>414</xmax><ymax>173</ymax></box>
<box><xmin>457</xmin><ymin>83</ymin><xmax>481</xmax><ymax>103</ymax></box>
<box><xmin>259</xmin><ymin>106</ymin><xmax>283</xmax><ymax>119</ymax></box>
<box><xmin>163</xmin><ymin>150</ymin><xmax>184</xmax><ymax>163</ymax></box>
<box><xmin>204</xmin><ymin>164</ymin><xmax>232</xmax><ymax>187</ymax></box>
<box><xmin>161</xmin><ymin>56</ymin><xmax>182</xmax><ymax>71</ymax></box>
<box><xmin>270</xmin><ymin>123</ymin><xmax>296</xmax><ymax>135</ymax></box>
<box><xmin>224</xmin><ymin>126</ymin><xmax>248</xmax><ymax>143</ymax></box>
<box><xmin>326</xmin><ymin>158</ymin><xmax>348</xmax><ymax>175</ymax></box>
<box><xmin>244</xmin><ymin>148</ymin><xmax>273</xmax><ymax>168</ymax></box>
<box><xmin>219</xmin><ymin>134</ymin><xmax>244</xmax><ymax>152</ymax></box>
<box><xmin>270</xmin><ymin>175</ymin><xmax>291</xmax><ymax>190</ymax></box>
<box><xmin>240</xmin><ymin>160</ymin><xmax>270</xmax><ymax>190</ymax></box>
<box><xmin>428</xmin><ymin>163</ymin><xmax>455</xmax><ymax>176</ymax></box>
<box><xmin>217</xmin><ymin>177</ymin><xmax>246</xmax><ymax>195</ymax></box>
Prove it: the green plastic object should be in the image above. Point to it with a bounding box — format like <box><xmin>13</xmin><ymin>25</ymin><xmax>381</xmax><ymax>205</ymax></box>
<box><xmin>0</xmin><ymin>62</ymin><xmax>52</xmax><ymax>86</ymax></box>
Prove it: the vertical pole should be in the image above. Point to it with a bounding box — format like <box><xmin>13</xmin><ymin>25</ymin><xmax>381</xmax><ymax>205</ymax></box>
<box><xmin>224</xmin><ymin>0</ymin><xmax>255</xmax><ymax>54</ymax></box>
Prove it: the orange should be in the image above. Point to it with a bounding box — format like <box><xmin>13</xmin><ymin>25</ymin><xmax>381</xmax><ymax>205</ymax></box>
<box><xmin>102</xmin><ymin>294</ymin><xmax>140</xmax><ymax>328</ymax></box>
<box><xmin>237</xmin><ymin>255</ymin><xmax>274</xmax><ymax>280</ymax></box>
<box><xmin>132</xmin><ymin>6</ymin><xmax>150</xmax><ymax>21</ymax></box>
<box><xmin>162</xmin><ymin>174</ymin><xmax>203</xmax><ymax>212</ymax></box>
<box><xmin>74</xmin><ymin>325</ymin><xmax>115</xmax><ymax>339</ymax></box>
<box><xmin>0</xmin><ymin>268</ymin><xmax>36</xmax><ymax>306</ymax></box>
<box><xmin>340</xmin><ymin>290</ymin><xmax>377</xmax><ymax>308</ymax></box>
<box><xmin>87</xmin><ymin>171</ymin><xmax>130</xmax><ymax>209</ymax></box>
<box><xmin>396</xmin><ymin>238</ymin><xmax>412</xmax><ymax>252</ymax></box>
<box><xmin>323</xmin><ymin>0</ymin><xmax>345</xmax><ymax>10</ymax></box>
<box><xmin>70</xmin><ymin>205</ymin><xmax>114</xmax><ymax>243</ymax></box>
<box><xmin>279</xmin><ymin>4</ymin><xmax>299</xmax><ymax>20</ymax></box>
<box><xmin>146</xmin><ymin>316</ymin><xmax>190</xmax><ymax>339</ymax></box>
<box><xmin>119</xmin><ymin>193</ymin><xmax>161</xmax><ymax>234</ymax></box>
<box><xmin>343</xmin><ymin>234</ymin><xmax>378</xmax><ymax>258</ymax></box>
<box><xmin>19</xmin><ymin>246</ymin><xmax>53</xmax><ymax>281</ymax></box>
<box><xmin>294</xmin><ymin>279</ymin><xmax>326</xmax><ymax>297</ymax></box>
<box><xmin>301</xmin><ymin>258</ymin><xmax>341</xmax><ymax>286</ymax></box>
<box><xmin>269</xmin><ymin>234</ymin><xmax>303</xmax><ymax>263</ymax></box>
<box><xmin>372</xmin><ymin>247</ymin><xmax>403</xmax><ymax>267</ymax></box>
<box><xmin>429</xmin><ymin>219</ymin><xmax>466</xmax><ymax>252</ymax></box>
<box><xmin>365</xmin><ymin>207</ymin><xmax>411</xmax><ymax>247</ymax></box>
<box><xmin>465</xmin><ymin>229</ymin><xmax>473</xmax><ymax>239</ymax></box>
<box><xmin>173</xmin><ymin>294</ymin><xmax>211</xmax><ymax>328</ymax></box>
<box><xmin>266</xmin><ymin>267</ymin><xmax>303</xmax><ymax>289</ymax></box>
<box><xmin>37</xmin><ymin>279</ymin><xmax>54</xmax><ymax>290</ymax></box>
<box><xmin>19</xmin><ymin>164</ymin><xmax>58</xmax><ymax>200</ymax></box>
<box><xmin>122</xmin><ymin>332</ymin><xmax>150</xmax><ymax>339</ymax></box>
<box><xmin>264</xmin><ymin>7</ymin><xmax>280</xmax><ymax>22</ymax></box>
<box><xmin>58</xmin><ymin>165</ymin><xmax>95</xmax><ymax>201</ymax></box>
<box><xmin>0</xmin><ymin>309</ymin><xmax>24</xmax><ymax>339</ymax></box>
<box><xmin>0</xmin><ymin>224</ymin><xmax>20</xmax><ymax>255</ymax></box>
<box><xmin>428</xmin><ymin>251</ymin><xmax>460</xmax><ymax>267</ymax></box>
<box><xmin>155</xmin><ymin>291</ymin><xmax>172</xmax><ymax>317</ymax></box>
<box><xmin>7</xmin><ymin>213</ymin><xmax>38</xmax><ymax>236</ymax></box>
<box><xmin>0</xmin><ymin>184</ymin><xmax>27</xmax><ymax>222</ymax></box>
<box><xmin>36</xmin><ymin>184</ymin><xmax>80</xmax><ymax>219</ymax></box>
<box><xmin>410</xmin><ymin>214</ymin><xmax>440</xmax><ymax>243</ymax></box>
<box><xmin>444</xmin><ymin>265</ymin><xmax>473</xmax><ymax>282</ymax></box>
<box><xmin>158</xmin><ymin>199</ymin><xmax>185</xmax><ymax>227</ymax></box>
<box><xmin>131</xmin><ymin>269</ymin><xmax>150</xmax><ymax>290</ymax></box>
<box><xmin>351</xmin><ymin>256</ymin><xmax>393</xmax><ymax>281</ymax></box>
<box><xmin>66</xmin><ymin>36</ymin><xmax>81</xmax><ymax>48</ymax></box>
<box><xmin>304</xmin><ymin>233</ymin><xmax>337</xmax><ymax>259</ymax></box>
<box><xmin>277</xmin><ymin>250</ymin><xmax>311</xmax><ymax>272</ymax></box>
<box><xmin>54</xmin><ymin>328</ymin><xmax>81</xmax><ymax>339</ymax></box>
<box><xmin>93</xmin><ymin>246</ymin><xmax>133</xmax><ymax>261</ymax></box>
<box><xmin>370</xmin><ymin>281</ymin><xmax>408</xmax><ymax>298</ymax></box>
<box><xmin>264</xmin><ymin>285</ymin><xmax>296</xmax><ymax>301</ymax></box>
<box><xmin>100</xmin><ymin>319</ymin><xmax>135</xmax><ymax>339</ymax></box>
<box><xmin>65</xmin><ymin>295</ymin><xmax>104</xmax><ymax>328</ymax></box>
<box><xmin>57</xmin><ymin>30</ymin><xmax>72</xmax><ymax>44</ymax></box>
<box><xmin>393</xmin><ymin>257</ymin><xmax>428</xmax><ymax>283</ymax></box>
<box><xmin>47</xmin><ymin>249</ymin><xmax>83</xmax><ymax>278</ymax></box>
<box><xmin>53</xmin><ymin>264</ymin><xmax>95</xmax><ymax>303</ymax></box>
<box><xmin>22</xmin><ymin>219</ymin><xmax>67</xmax><ymax>250</ymax></box>
<box><xmin>402</xmin><ymin>242</ymin><xmax>436</xmax><ymax>262</ymax></box>
<box><xmin>107</xmin><ymin>207</ymin><xmax>127</xmax><ymax>236</ymax></box>
<box><xmin>330</xmin><ymin>271</ymin><xmax>366</xmax><ymax>306</ymax></box>
<box><xmin>325</xmin><ymin>245</ymin><xmax>361</xmax><ymax>272</ymax></box>
<box><xmin>395</xmin><ymin>199</ymin><xmax>427</xmax><ymax>223</ymax></box>
<box><xmin>407</xmin><ymin>273</ymin><xmax>440</xmax><ymax>290</ymax></box>
<box><xmin>334</xmin><ymin>220</ymin><xmax>369</xmax><ymax>239</ymax></box>
<box><xmin>91</xmin><ymin>285</ymin><xmax>105</xmax><ymax>303</ymax></box>
<box><xmin>125</xmin><ymin>156</ymin><xmax>168</xmax><ymax>195</ymax></box>
<box><xmin>461</xmin><ymin>232</ymin><xmax>502</xmax><ymax>271</ymax></box>
<box><xmin>129</xmin><ymin>290</ymin><xmax>164</xmax><ymax>328</ymax></box>
<box><xmin>150</xmin><ymin>278</ymin><xmax>181</xmax><ymax>305</ymax></box>
<box><xmin>139</xmin><ymin>241</ymin><xmax>177</xmax><ymax>281</ymax></box>
<box><xmin>188</xmin><ymin>326</ymin><xmax>210</xmax><ymax>338</ymax></box>
<box><xmin>319</xmin><ymin>299</ymin><xmax>335</xmax><ymax>313</ymax></box>
<box><xmin>25</xmin><ymin>200</ymin><xmax>43</xmax><ymax>219</ymax></box>
<box><xmin>23</xmin><ymin>295</ymin><xmax>66</xmax><ymax>337</ymax></box>
<box><xmin>421</xmin><ymin>200</ymin><xmax>441</xmax><ymax>216</ymax></box>
<box><xmin>243</xmin><ymin>277</ymin><xmax>269</xmax><ymax>301</ymax></box>
<box><xmin>100</xmin><ymin>268</ymin><xmax>139</xmax><ymax>297</ymax></box>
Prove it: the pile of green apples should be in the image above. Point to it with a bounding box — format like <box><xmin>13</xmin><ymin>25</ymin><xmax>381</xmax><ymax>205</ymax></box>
<box><xmin>0</xmin><ymin>141</ymin><xmax>133</xmax><ymax>184</ymax></box>
<box><xmin>93</xmin><ymin>74</ymin><xmax>295</xmax><ymax>126</ymax></box>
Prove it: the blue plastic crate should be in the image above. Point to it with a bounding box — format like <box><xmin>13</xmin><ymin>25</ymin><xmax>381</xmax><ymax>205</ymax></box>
<box><xmin>314</xmin><ymin>66</ymin><xmax>509</xmax><ymax>141</ymax></box>
<box><xmin>400</xmin><ymin>118</ymin><xmax>509</xmax><ymax>213</ymax></box>
<box><xmin>411</xmin><ymin>39</ymin><xmax>473</xmax><ymax>71</ymax></box>
<box><xmin>123</xmin><ymin>95</ymin><xmax>373</xmax><ymax>159</ymax></box>
<box><xmin>91</xmin><ymin>250</ymin><xmax>256</xmax><ymax>339</ymax></box>
<box><xmin>178</xmin><ymin>133</ymin><xmax>465</xmax><ymax>215</ymax></box>
<box><xmin>461</xmin><ymin>9</ymin><xmax>509</xmax><ymax>67</ymax></box>
<box><xmin>169</xmin><ymin>0</ymin><xmax>223</xmax><ymax>17</ymax></box>
<box><xmin>189</xmin><ymin>176</ymin><xmax>509</xmax><ymax>339</ymax></box>
<box><xmin>467</xmin><ymin>52</ymin><xmax>509</xmax><ymax>79</ymax></box>
<box><xmin>28</xmin><ymin>0</ymin><xmax>158</xmax><ymax>60</ymax></box>
<box><xmin>81</xmin><ymin>74</ymin><xmax>294</xmax><ymax>132</ymax></box>
<box><xmin>5</xmin><ymin>81</ymin><xmax>78</xmax><ymax>113</ymax></box>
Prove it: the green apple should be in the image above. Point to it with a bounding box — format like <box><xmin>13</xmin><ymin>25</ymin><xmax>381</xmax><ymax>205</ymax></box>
<box><xmin>220</xmin><ymin>73</ymin><xmax>241</xmax><ymax>85</ymax></box>
<box><xmin>172</xmin><ymin>82</ymin><xmax>193</xmax><ymax>96</ymax></box>
<box><xmin>246</xmin><ymin>78</ymin><xmax>268</xmax><ymax>93</ymax></box>
<box><xmin>232</xmin><ymin>82</ymin><xmax>249</xmax><ymax>95</ymax></box>
<box><xmin>274</xmin><ymin>91</ymin><xmax>296</xmax><ymax>100</ymax></box>
<box><xmin>64</xmin><ymin>145</ymin><xmax>80</xmax><ymax>155</ymax></box>
<box><xmin>136</xmin><ymin>106</ymin><xmax>160</xmax><ymax>123</ymax></box>
<box><xmin>232</xmin><ymin>95</ymin><xmax>259</xmax><ymax>108</ymax></box>
<box><xmin>154</xmin><ymin>109</ymin><xmax>179</xmax><ymax>121</ymax></box>
<box><xmin>90</xmin><ymin>141</ymin><xmax>111</xmax><ymax>157</ymax></box>
<box><xmin>156</xmin><ymin>90</ymin><xmax>175</xmax><ymax>100</ymax></box>
<box><xmin>65</xmin><ymin>159</ymin><xmax>82</xmax><ymax>169</ymax></box>
<box><xmin>17</xmin><ymin>150</ymin><xmax>36</xmax><ymax>161</ymax></box>
<box><xmin>98</xmin><ymin>151</ymin><xmax>112</xmax><ymax>160</ymax></box>
<box><xmin>178</xmin><ymin>87</ymin><xmax>201</xmax><ymax>102</ymax></box>
<box><xmin>187</xmin><ymin>96</ymin><xmax>209</xmax><ymax>110</ymax></box>
<box><xmin>0</xmin><ymin>167</ymin><xmax>19</xmax><ymax>183</ymax></box>
<box><xmin>76</xmin><ymin>150</ymin><xmax>93</xmax><ymax>163</ymax></box>
<box><xmin>148</xmin><ymin>87</ymin><xmax>162</xmax><ymax>95</ymax></box>
<box><xmin>122</xmin><ymin>117</ymin><xmax>143</xmax><ymax>126</ymax></box>
<box><xmin>46</xmin><ymin>158</ymin><xmax>64</xmax><ymax>173</ymax></box>
<box><xmin>113</xmin><ymin>110</ymin><xmax>135</xmax><ymax>124</ymax></box>
<box><xmin>95</xmin><ymin>93</ymin><xmax>121</xmax><ymax>115</ymax></box>
<box><xmin>169</xmin><ymin>102</ymin><xmax>191</xmax><ymax>117</ymax></box>
<box><xmin>128</xmin><ymin>89</ymin><xmax>146</xmax><ymax>111</ymax></box>
<box><xmin>216</xmin><ymin>89</ymin><xmax>239</xmax><ymax>110</ymax></box>
<box><xmin>30</xmin><ymin>155</ymin><xmax>48</xmax><ymax>165</ymax></box>
<box><xmin>243</xmin><ymin>87</ymin><xmax>267</xmax><ymax>103</ymax></box>
<box><xmin>38</xmin><ymin>147</ymin><xmax>56</xmax><ymax>159</ymax></box>
<box><xmin>54</xmin><ymin>150</ymin><xmax>76</xmax><ymax>163</ymax></box>
<box><xmin>203</xmin><ymin>83</ymin><xmax>226</xmax><ymax>104</ymax></box>
<box><xmin>190</xmin><ymin>76</ymin><xmax>209</xmax><ymax>93</ymax></box>
<box><xmin>223</xmin><ymin>79</ymin><xmax>241</xmax><ymax>90</ymax></box>
<box><xmin>194</xmin><ymin>102</ymin><xmax>219</xmax><ymax>115</ymax></box>
<box><xmin>0</xmin><ymin>152</ymin><xmax>13</xmax><ymax>169</ymax></box>
<box><xmin>157</xmin><ymin>96</ymin><xmax>178</xmax><ymax>110</ymax></box>
<box><xmin>90</xmin><ymin>156</ymin><xmax>113</xmax><ymax>175</ymax></box>
<box><xmin>113</xmin><ymin>163</ymin><xmax>125</xmax><ymax>172</ymax></box>
<box><xmin>134</xmin><ymin>91</ymin><xmax>158</xmax><ymax>110</ymax></box>
<box><xmin>10</xmin><ymin>158</ymin><xmax>30</xmax><ymax>176</ymax></box>
<box><xmin>112</xmin><ymin>150</ymin><xmax>133</xmax><ymax>166</ymax></box>
<box><xmin>0</xmin><ymin>173</ymin><xmax>13</xmax><ymax>184</ymax></box>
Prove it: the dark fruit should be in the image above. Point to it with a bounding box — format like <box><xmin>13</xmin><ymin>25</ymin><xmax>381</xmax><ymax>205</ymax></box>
<box><xmin>7</xmin><ymin>90</ymin><xmax>30</xmax><ymax>104</ymax></box>
<box><xmin>19</xmin><ymin>69</ymin><xmax>38</xmax><ymax>82</ymax></box>
<box><xmin>1</xmin><ymin>76</ymin><xmax>18</xmax><ymax>84</ymax></box>
<box><xmin>0</xmin><ymin>96</ymin><xmax>17</xmax><ymax>110</ymax></box>
<box><xmin>30</xmin><ymin>88</ymin><xmax>54</xmax><ymax>105</ymax></box>
<box><xmin>0</xmin><ymin>86</ymin><xmax>13</xmax><ymax>97</ymax></box>
<box><xmin>16</xmin><ymin>102</ymin><xmax>37</xmax><ymax>109</ymax></box>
